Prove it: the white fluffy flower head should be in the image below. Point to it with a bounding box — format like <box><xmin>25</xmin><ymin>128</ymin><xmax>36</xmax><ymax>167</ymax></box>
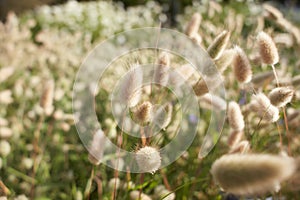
<box><xmin>135</xmin><ymin>146</ymin><xmax>161</xmax><ymax>174</ymax></box>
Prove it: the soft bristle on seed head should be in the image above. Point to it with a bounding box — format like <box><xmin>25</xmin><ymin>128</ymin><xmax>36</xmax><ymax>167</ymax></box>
<box><xmin>135</xmin><ymin>146</ymin><xmax>161</xmax><ymax>174</ymax></box>
<box><xmin>257</xmin><ymin>31</ymin><xmax>279</xmax><ymax>65</ymax></box>
<box><xmin>185</xmin><ymin>13</ymin><xmax>202</xmax><ymax>37</ymax></box>
<box><xmin>268</xmin><ymin>87</ymin><xmax>294</xmax><ymax>107</ymax></box>
<box><xmin>207</xmin><ymin>30</ymin><xmax>231</xmax><ymax>60</ymax></box>
<box><xmin>211</xmin><ymin>154</ymin><xmax>296</xmax><ymax>196</ymax></box>
<box><xmin>233</xmin><ymin>46</ymin><xmax>252</xmax><ymax>83</ymax></box>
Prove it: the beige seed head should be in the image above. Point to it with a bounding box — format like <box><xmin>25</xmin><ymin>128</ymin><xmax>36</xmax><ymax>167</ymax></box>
<box><xmin>233</xmin><ymin>46</ymin><xmax>252</xmax><ymax>83</ymax></box>
<box><xmin>229</xmin><ymin>140</ymin><xmax>250</xmax><ymax>154</ymax></box>
<box><xmin>88</xmin><ymin>129</ymin><xmax>106</xmax><ymax>165</ymax></box>
<box><xmin>201</xmin><ymin>94</ymin><xmax>227</xmax><ymax>111</ymax></box>
<box><xmin>0</xmin><ymin>140</ymin><xmax>11</xmax><ymax>157</ymax></box>
<box><xmin>211</xmin><ymin>154</ymin><xmax>296</xmax><ymax>195</ymax></box>
<box><xmin>227</xmin><ymin>101</ymin><xmax>245</xmax><ymax>131</ymax></box>
<box><xmin>154</xmin><ymin>185</ymin><xmax>175</xmax><ymax>200</ymax></box>
<box><xmin>251</xmin><ymin>71</ymin><xmax>274</xmax><ymax>86</ymax></box>
<box><xmin>153</xmin><ymin>102</ymin><xmax>173</xmax><ymax>130</ymax></box>
<box><xmin>185</xmin><ymin>13</ymin><xmax>202</xmax><ymax>37</ymax></box>
<box><xmin>190</xmin><ymin>33</ymin><xmax>202</xmax><ymax>45</ymax></box>
<box><xmin>269</xmin><ymin>87</ymin><xmax>294</xmax><ymax>107</ymax></box>
<box><xmin>263</xmin><ymin>4</ymin><xmax>283</xmax><ymax>20</ymax></box>
<box><xmin>292</xmin><ymin>75</ymin><xmax>300</xmax><ymax>87</ymax></box>
<box><xmin>0</xmin><ymin>127</ymin><xmax>13</xmax><ymax>139</ymax></box>
<box><xmin>130</xmin><ymin>191</ymin><xmax>152</xmax><ymax>200</ymax></box>
<box><xmin>257</xmin><ymin>31</ymin><xmax>279</xmax><ymax>65</ymax></box>
<box><xmin>169</xmin><ymin>64</ymin><xmax>197</xmax><ymax>87</ymax></box>
<box><xmin>207</xmin><ymin>30</ymin><xmax>231</xmax><ymax>60</ymax></box>
<box><xmin>215</xmin><ymin>48</ymin><xmax>235</xmax><ymax>73</ymax></box>
<box><xmin>131</xmin><ymin>101</ymin><xmax>153</xmax><ymax>126</ymax></box>
<box><xmin>227</xmin><ymin>129</ymin><xmax>244</xmax><ymax>148</ymax></box>
<box><xmin>40</xmin><ymin>79</ymin><xmax>55</xmax><ymax>115</ymax></box>
<box><xmin>250</xmin><ymin>93</ymin><xmax>280</xmax><ymax>122</ymax></box>
<box><xmin>120</xmin><ymin>65</ymin><xmax>143</xmax><ymax>108</ymax></box>
<box><xmin>193</xmin><ymin>79</ymin><xmax>208</xmax><ymax>96</ymax></box>
<box><xmin>153</xmin><ymin>52</ymin><xmax>170</xmax><ymax>86</ymax></box>
<box><xmin>135</xmin><ymin>146</ymin><xmax>161</xmax><ymax>174</ymax></box>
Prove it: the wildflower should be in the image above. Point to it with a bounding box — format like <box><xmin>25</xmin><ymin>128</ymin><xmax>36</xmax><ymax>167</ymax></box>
<box><xmin>135</xmin><ymin>146</ymin><xmax>161</xmax><ymax>174</ymax></box>
<box><xmin>269</xmin><ymin>87</ymin><xmax>294</xmax><ymax>107</ymax></box>
<box><xmin>211</xmin><ymin>154</ymin><xmax>296</xmax><ymax>195</ymax></box>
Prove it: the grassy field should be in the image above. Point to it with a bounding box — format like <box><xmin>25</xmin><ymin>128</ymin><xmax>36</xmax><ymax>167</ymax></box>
<box><xmin>0</xmin><ymin>1</ymin><xmax>300</xmax><ymax>199</ymax></box>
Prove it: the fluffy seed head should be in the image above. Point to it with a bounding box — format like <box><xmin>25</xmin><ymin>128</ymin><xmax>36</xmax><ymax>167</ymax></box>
<box><xmin>227</xmin><ymin>129</ymin><xmax>244</xmax><ymax>147</ymax></box>
<box><xmin>131</xmin><ymin>101</ymin><xmax>153</xmax><ymax>126</ymax></box>
<box><xmin>120</xmin><ymin>65</ymin><xmax>143</xmax><ymax>108</ymax></box>
<box><xmin>227</xmin><ymin>101</ymin><xmax>245</xmax><ymax>131</ymax></box>
<box><xmin>154</xmin><ymin>185</ymin><xmax>175</xmax><ymax>200</ymax></box>
<box><xmin>229</xmin><ymin>140</ymin><xmax>250</xmax><ymax>154</ymax></box>
<box><xmin>211</xmin><ymin>154</ymin><xmax>296</xmax><ymax>195</ymax></box>
<box><xmin>135</xmin><ymin>146</ymin><xmax>161</xmax><ymax>174</ymax></box>
<box><xmin>250</xmin><ymin>93</ymin><xmax>280</xmax><ymax>122</ymax></box>
<box><xmin>269</xmin><ymin>87</ymin><xmax>294</xmax><ymax>107</ymax></box>
<box><xmin>185</xmin><ymin>13</ymin><xmax>201</xmax><ymax>37</ymax></box>
<box><xmin>251</xmin><ymin>71</ymin><xmax>274</xmax><ymax>86</ymax></box>
<box><xmin>40</xmin><ymin>79</ymin><xmax>55</xmax><ymax>115</ymax></box>
<box><xmin>0</xmin><ymin>140</ymin><xmax>11</xmax><ymax>157</ymax></box>
<box><xmin>215</xmin><ymin>48</ymin><xmax>235</xmax><ymax>73</ymax></box>
<box><xmin>193</xmin><ymin>79</ymin><xmax>208</xmax><ymax>96</ymax></box>
<box><xmin>257</xmin><ymin>31</ymin><xmax>279</xmax><ymax>65</ymax></box>
<box><xmin>88</xmin><ymin>129</ymin><xmax>106</xmax><ymax>165</ymax></box>
<box><xmin>207</xmin><ymin>30</ymin><xmax>231</xmax><ymax>60</ymax></box>
<box><xmin>233</xmin><ymin>46</ymin><xmax>252</xmax><ymax>83</ymax></box>
<box><xmin>201</xmin><ymin>94</ymin><xmax>227</xmax><ymax>111</ymax></box>
<box><xmin>108</xmin><ymin>178</ymin><xmax>121</xmax><ymax>190</ymax></box>
<box><xmin>130</xmin><ymin>191</ymin><xmax>152</xmax><ymax>200</ymax></box>
<box><xmin>292</xmin><ymin>75</ymin><xmax>300</xmax><ymax>87</ymax></box>
<box><xmin>153</xmin><ymin>52</ymin><xmax>170</xmax><ymax>86</ymax></box>
<box><xmin>190</xmin><ymin>33</ymin><xmax>202</xmax><ymax>45</ymax></box>
<box><xmin>153</xmin><ymin>102</ymin><xmax>173</xmax><ymax>130</ymax></box>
